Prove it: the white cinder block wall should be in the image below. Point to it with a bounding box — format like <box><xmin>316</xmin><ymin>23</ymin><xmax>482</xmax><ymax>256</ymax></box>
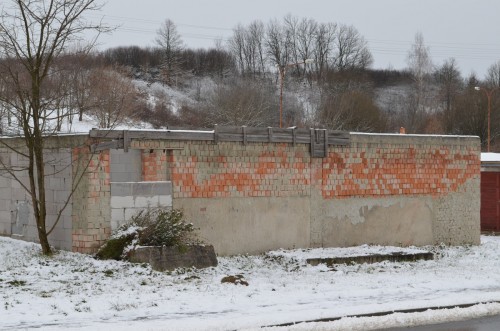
<box><xmin>110</xmin><ymin>149</ymin><xmax>172</xmax><ymax>230</ymax></box>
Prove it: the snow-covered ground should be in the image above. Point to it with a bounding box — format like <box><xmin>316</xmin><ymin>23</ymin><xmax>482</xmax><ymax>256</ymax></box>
<box><xmin>2</xmin><ymin>236</ymin><xmax>500</xmax><ymax>331</ymax></box>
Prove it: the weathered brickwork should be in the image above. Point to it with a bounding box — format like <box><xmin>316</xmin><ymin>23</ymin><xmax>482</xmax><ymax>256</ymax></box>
<box><xmin>123</xmin><ymin>133</ymin><xmax>480</xmax><ymax>254</ymax></box>
<box><xmin>142</xmin><ymin>149</ymin><xmax>168</xmax><ymax>181</ymax></box>
<box><xmin>130</xmin><ymin>136</ymin><xmax>479</xmax><ymax>201</ymax></box>
<box><xmin>71</xmin><ymin>146</ymin><xmax>111</xmax><ymax>253</ymax></box>
<box><xmin>131</xmin><ymin>140</ymin><xmax>311</xmax><ymax>198</ymax></box>
<box><xmin>321</xmin><ymin>145</ymin><xmax>479</xmax><ymax>198</ymax></box>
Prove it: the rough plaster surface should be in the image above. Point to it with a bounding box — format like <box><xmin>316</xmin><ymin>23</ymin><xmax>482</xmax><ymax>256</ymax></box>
<box><xmin>175</xmin><ymin>197</ymin><xmax>311</xmax><ymax>256</ymax></box>
<box><xmin>110</xmin><ymin>149</ymin><xmax>141</xmax><ymax>182</ymax></box>
<box><xmin>311</xmin><ymin>197</ymin><xmax>435</xmax><ymax>247</ymax></box>
<box><xmin>432</xmin><ymin>179</ymin><xmax>481</xmax><ymax>245</ymax></box>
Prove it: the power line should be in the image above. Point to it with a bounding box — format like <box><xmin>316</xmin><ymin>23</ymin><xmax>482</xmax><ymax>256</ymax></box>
<box><xmin>90</xmin><ymin>13</ymin><xmax>500</xmax><ymax>53</ymax></box>
<box><xmin>87</xmin><ymin>13</ymin><xmax>233</xmax><ymax>31</ymax></box>
<box><xmin>92</xmin><ymin>14</ymin><xmax>500</xmax><ymax>67</ymax></box>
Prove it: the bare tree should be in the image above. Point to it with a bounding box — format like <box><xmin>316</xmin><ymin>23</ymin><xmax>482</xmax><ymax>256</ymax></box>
<box><xmin>88</xmin><ymin>67</ymin><xmax>139</xmax><ymax>128</ymax></box>
<box><xmin>228</xmin><ymin>21</ymin><xmax>265</xmax><ymax>77</ymax></box>
<box><xmin>484</xmin><ymin>60</ymin><xmax>500</xmax><ymax>147</ymax></box>
<box><xmin>435</xmin><ymin>58</ymin><xmax>463</xmax><ymax>133</ymax></box>
<box><xmin>283</xmin><ymin>15</ymin><xmax>299</xmax><ymax>69</ymax></box>
<box><xmin>228</xmin><ymin>24</ymin><xmax>246</xmax><ymax>74</ymax></box>
<box><xmin>317</xmin><ymin>83</ymin><xmax>385</xmax><ymax>132</ymax></box>
<box><xmin>0</xmin><ymin>69</ymin><xmax>14</xmax><ymax>134</ymax></box>
<box><xmin>203</xmin><ymin>78</ymin><xmax>277</xmax><ymax>127</ymax></box>
<box><xmin>332</xmin><ymin>24</ymin><xmax>373</xmax><ymax>71</ymax></box>
<box><xmin>265</xmin><ymin>19</ymin><xmax>293</xmax><ymax>68</ymax></box>
<box><xmin>156</xmin><ymin>19</ymin><xmax>184</xmax><ymax>86</ymax></box>
<box><xmin>313</xmin><ymin>22</ymin><xmax>336</xmax><ymax>80</ymax></box>
<box><xmin>486</xmin><ymin>60</ymin><xmax>500</xmax><ymax>88</ymax></box>
<box><xmin>246</xmin><ymin>20</ymin><xmax>266</xmax><ymax>76</ymax></box>
<box><xmin>296</xmin><ymin>18</ymin><xmax>317</xmax><ymax>78</ymax></box>
<box><xmin>408</xmin><ymin>33</ymin><xmax>433</xmax><ymax>83</ymax></box>
<box><xmin>404</xmin><ymin>32</ymin><xmax>434</xmax><ymax>132</ymax></box>
<box><xmin>212</xmin><ymin>38</ymin><xmax>236</xmax><ymax>79</ymax></box>
<box><xmin>454</xmin><ymin>74</ymin><xmax>488</xmax><ymax>144</ymax></box>
<box><xmin>0</xmin><ymin>0</ymin><xmax>109</xmax><ymax>255</ymax></box>
<box><xmin>228</xmin><ymin>16</ymin><xmax>373</xmax><ymax>82</ymax></box>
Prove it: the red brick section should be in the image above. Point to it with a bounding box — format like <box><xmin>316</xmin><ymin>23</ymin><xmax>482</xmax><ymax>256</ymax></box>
<box><xmin>133</xmin><ymin>139</ymin><xmax>479</xmax><ymax>200</ymax></box>
<box><xmin>71</xmin><ymin>147</ymin><xmax>111</xmax><ymax>253</ymax></box>
<box><xmin>167</xmin><ymin>142</ymin><xmax>311</xmax><ymax>198</ymax></box>
<box><xmin>142</xmin><ymin>149</ymin><xmax>168</xmax><ymax>181</ymax></box>
<box><xmin>321</xmin><ymin>146</ymin><xmax>480</xmax><ymax>198</ymax></box>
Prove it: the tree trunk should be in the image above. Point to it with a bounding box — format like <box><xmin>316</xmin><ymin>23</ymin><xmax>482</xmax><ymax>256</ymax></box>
<box><xmin>35</xmin><ymin>134</ymin><xmax>50</xmax><ymax>255</ymax></box>
<box><xmin>30</xmin><ymin>71</ymin><xmax>51</xmax><ymax>255</ymax></box>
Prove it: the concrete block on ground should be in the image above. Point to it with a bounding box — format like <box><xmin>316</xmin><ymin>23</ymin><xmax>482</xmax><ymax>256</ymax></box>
<box><xmin>129</xmin><ymin>245</ymin><xmax>218</xmax><ymax>271</ymax></box>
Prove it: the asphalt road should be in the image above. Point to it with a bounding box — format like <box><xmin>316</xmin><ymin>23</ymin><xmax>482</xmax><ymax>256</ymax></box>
<box><xmin>385</xmin><ymin>314</ymin><xmax>500</xmax><ymax>331</ymax></box>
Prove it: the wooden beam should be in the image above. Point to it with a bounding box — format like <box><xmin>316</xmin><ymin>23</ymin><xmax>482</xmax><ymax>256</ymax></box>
<box><xmin>90</xmin><ymin>140</ymin><xmax>123</xmax><ymax>152</ymax></box>
<box><xmin>242</xmin><ymin>126</ymin><xmax>247</xmax><ymax>145</ymax></box>
<box><xmin>88</xmin><ymin>127</ymin><xmax>350</xmax><ymax>151</ymax></box>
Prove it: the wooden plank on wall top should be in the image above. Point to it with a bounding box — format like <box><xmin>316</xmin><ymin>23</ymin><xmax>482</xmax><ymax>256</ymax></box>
<box><xmin>89</xmin><ymin>129</ymin><xmax>123</xmax><ymax>139</ymax></box>
<box><xmin>88</xmin><ymin>127</ymin><xmax>350</xmax><ymax>147</ymax></box>
<box><xmin>214</xmin><ymin>125</ymin><xmax>219</xmax><ymax>144</ymax></box>
<box><xmin>90</xmin><ymin>140</ymin><xmax>123</xmax><ymax>152</ymax></box>
<box><xmin>324</xmin><ymin>129</ymin><xmax>328</xmax><ymax>156</ymax></box>
<box><xmin>310</xmin><ymin>129</ymin><xmax>315</xmax><ymax>157</ymax></box>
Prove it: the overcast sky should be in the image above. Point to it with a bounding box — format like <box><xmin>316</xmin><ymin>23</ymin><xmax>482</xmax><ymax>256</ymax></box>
<box><xmin>90</xmin><ymin>0</ymin><xmax>500</xmax><ymax>78</ymax></box>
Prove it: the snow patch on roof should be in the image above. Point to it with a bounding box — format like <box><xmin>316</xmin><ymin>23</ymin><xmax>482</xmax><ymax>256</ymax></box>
<box><xmin>352</xmin><ymin>132</ymin><xmax>479</xmax><ymax>139</ymax></box>
<box><xmin>481</xmin><ymin>152</ymin><xmax>500</xmax><ymax>162</ymax></box>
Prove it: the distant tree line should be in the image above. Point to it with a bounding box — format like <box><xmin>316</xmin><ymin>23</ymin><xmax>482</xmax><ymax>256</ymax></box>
<box><xmin>2</xmin><ymin>15</ymin><xmax>500</xmax><ymax>151</ymax></box>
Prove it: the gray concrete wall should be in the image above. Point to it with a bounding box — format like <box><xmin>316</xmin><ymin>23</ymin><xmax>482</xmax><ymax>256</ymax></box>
<box><xmin>174</xmin><ymin>196</ymin><xmax>310</xmax><ymax>256</ymax></box>
<box><xmin>110</xmin><ymin>149</ymin><xmax>141</xmax><ymax>182</ymax></box>
<box><xmin>310</xmin><ymin>196</ymin><xmax>435</xmax><ymax>248</ymax></box>
<box><xmin>176</xmin><ymin>181</ymin><xmax>479</xmax><ymax>256</ymax></box>
<box><xmin>0</xmin><ymin>147</ymin><xmax>73</xmax><ymax>250</ymax></box>
<box><xmin>0</xmin><ymin>135</ymin><xmax>87</xmax><ymax>250</ymax></box>
<box><xmin>44</xmin><ymin>149</ymin><xmax>73</xmax><ymax>250</ymax></box>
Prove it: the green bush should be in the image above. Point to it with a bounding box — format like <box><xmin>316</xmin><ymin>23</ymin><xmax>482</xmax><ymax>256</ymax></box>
<box><xmin>95</xmin><ymin>208</ymin><xmax>196</xmax><ymax>260</ymax></box>
<box><xmin>95</xmin><ymin>233</ymin><xmax>136</xmax><ymax>260</ymax></box>
<box><xmin>133</xmin><ymin>208</ymin><xmax>196</xmax><ymax>247</ymax></box>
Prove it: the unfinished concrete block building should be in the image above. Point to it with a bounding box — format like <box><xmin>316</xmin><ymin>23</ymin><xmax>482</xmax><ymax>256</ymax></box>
<box><xmin>0</xmin><ymin>127</ymin><xmax>481</xmax><ymax>255</ymax></box>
